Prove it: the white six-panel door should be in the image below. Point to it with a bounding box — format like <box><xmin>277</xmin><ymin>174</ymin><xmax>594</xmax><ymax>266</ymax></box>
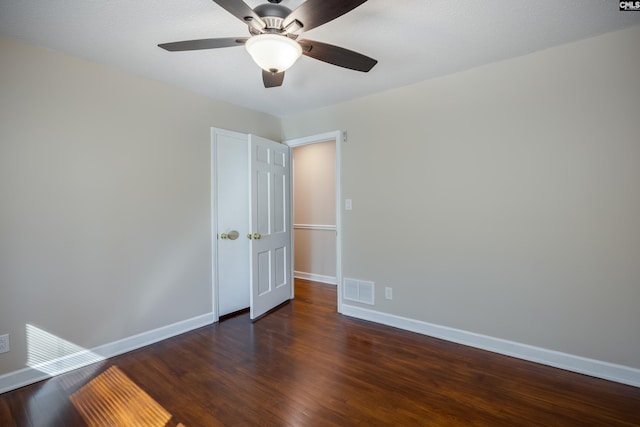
<box><xmin>248</xmin><ymin>134</ymin><xmax>293</xmax><ymax>320</ymax></box>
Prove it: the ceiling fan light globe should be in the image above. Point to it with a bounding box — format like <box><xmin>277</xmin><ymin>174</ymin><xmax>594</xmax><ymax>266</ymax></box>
<box><xmin>245</xmin><ymin>34</ymin><xmax>302</xmax><ymax>73</ymax></box>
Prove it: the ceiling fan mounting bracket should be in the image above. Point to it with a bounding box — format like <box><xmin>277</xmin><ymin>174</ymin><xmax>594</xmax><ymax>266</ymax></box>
<box><xmin>254</xmin><ymin>3</ymin><xmax>291</xmax><ymax>19</ymax></box>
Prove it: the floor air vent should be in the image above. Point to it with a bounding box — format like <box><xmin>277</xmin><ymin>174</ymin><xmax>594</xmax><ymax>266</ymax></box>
<box><xmin>343</xmin><ymin>278</ymin><xmax>375</xmax><ymax>305</ymax></box>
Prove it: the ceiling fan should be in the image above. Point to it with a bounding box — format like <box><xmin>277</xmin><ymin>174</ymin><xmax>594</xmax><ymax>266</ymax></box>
<box><xmin>158</xmin><ymin>0</ymin><xmax>378</xmax><ymax>88</ymax></box>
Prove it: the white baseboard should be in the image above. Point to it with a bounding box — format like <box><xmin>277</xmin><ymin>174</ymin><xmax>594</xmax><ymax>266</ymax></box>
<box><xmin>0</xmin><ymin>312</ymin><xmax>214</xmax><ymax>394</ymax></box>
<box><xmin>341</xmin><ymin>304</ymin><xmax>640</xmax><ymax>388</ymax></box>
<box><xmin>294</xmin><ymin>271</ymin><xmax>336</xmax><ymax>285</ymax></box>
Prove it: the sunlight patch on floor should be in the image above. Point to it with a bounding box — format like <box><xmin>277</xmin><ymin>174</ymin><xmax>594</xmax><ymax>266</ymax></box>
<box><xmin>70</xmin><ymin>365</ymin><xmax>182</xmax><ymax>427</ymax></box>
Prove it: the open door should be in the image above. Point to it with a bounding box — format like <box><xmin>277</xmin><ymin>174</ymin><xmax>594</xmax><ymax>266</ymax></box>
<box><xmin>248</xmin><ymin>134</ymin><xmax>293</xmax><ymax>320</ymax></box>
<box><xmin>212</xmin><ymin>128</ymin><xmax>251</xmax><ymax>318</ymax></box>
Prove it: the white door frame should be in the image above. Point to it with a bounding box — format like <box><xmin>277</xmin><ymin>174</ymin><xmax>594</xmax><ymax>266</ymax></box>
<box><xmin>284</xmin><ymin>130</ymin><xmax>344</xmax><ymax>313</ymax></box>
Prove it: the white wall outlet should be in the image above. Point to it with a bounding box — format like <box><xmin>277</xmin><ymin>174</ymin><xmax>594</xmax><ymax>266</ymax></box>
<box><xmin>385</xmin><ymin>287</ymin><xmax>393</xmax><ymax>300</ymax></box>
<box><xmin>0</xmin><ymin>334</ymin><xmax>9</xmax><ymax>353</ymax></box>
<box><xmin>345</xmin><ymin>199</ymin><xmax>352</xmax><ymax>210</ymax></box>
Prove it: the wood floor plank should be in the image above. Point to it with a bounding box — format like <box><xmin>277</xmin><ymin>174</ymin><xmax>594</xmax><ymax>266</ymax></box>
<box><xmin>0</xmin><ymin>279</ymin><xmax>639</xmax><ymax>426</ymax></box>
<box><xmin>1</xmin><ymin>390</ymin><xmax>33</xmax><ymax>427</ymax></box>
<box><xmin>0</xmin><ymin>397</ymin><xmax>18</xmax><ymax>427</ymax></box>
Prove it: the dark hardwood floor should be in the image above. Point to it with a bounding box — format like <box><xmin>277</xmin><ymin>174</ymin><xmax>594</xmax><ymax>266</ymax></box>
<box><xmin>1</xmin><ymin>279</ymin><xmax>639</xmax><ymax>426</ymax></box>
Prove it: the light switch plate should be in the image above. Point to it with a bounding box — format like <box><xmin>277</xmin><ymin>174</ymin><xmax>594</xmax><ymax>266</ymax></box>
<box><xmin>0</xmin><ymin>334</ymin><xmax>9</xmax><ymax>353</ymax></box>
<box><xmin>345</xmin><ymin>199</ymin><xmax>352</xmax><ymax>210</ymax></box>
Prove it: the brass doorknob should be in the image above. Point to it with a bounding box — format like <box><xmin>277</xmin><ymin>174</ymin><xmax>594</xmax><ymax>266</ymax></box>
<box><xmin>247</xmin><ymin>233</ymin><xmax>252</xmax><ymax>240</ymax></box>
<box><xmin>253</xmin><ymin>233</ymin><xmax>262</xmax><ymax>240</ymax></box>
<box><xmin>221</xmin><ymin>231</ymin><xmax>239</xmax><ymax>240</ymax></box>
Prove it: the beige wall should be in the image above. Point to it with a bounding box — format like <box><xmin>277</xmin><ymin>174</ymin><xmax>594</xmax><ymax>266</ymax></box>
<box><xmin>0</xmin><ymin>35</ymin><xmax>280</xmax><ymax>375</ymax></box>
<box><xmin>281</xmin><ymin>26</ymin><xmax>640</xmax><ymax>369</ymax></box>
<box><xmin>1</xmin><ymin>24</ymin><xmax>639</xmax><ymax>381</ymax></box>
<box><xmin>292</xmin><ymin>141</ymin><xmax>336</xmax><ymax>279</ymax></box>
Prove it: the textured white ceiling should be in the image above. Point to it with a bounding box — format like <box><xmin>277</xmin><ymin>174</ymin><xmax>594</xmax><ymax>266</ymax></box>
<box><xmin>1</xmin><ymin>0</ymin><xmax>639</xmax><ymax>117</ymax></box>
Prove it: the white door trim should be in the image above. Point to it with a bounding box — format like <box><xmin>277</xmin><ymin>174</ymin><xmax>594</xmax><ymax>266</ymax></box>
<box><xmin>284</xmin><ymin>131</ymin><xmax>344</xmax><ymax>313</ymax></box>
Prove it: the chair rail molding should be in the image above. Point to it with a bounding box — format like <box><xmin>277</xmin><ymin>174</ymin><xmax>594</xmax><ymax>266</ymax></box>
<box><xmin>293</xmin><ymin>223</ymin><xmax>337</xmax><ymax>231</ymax></box>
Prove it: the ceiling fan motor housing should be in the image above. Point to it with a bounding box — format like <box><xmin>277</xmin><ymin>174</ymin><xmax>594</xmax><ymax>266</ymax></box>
<box><xmin>250</xmin><ymin>3</ymin><xmax>294</xmax><ymax>35</ymax></box>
